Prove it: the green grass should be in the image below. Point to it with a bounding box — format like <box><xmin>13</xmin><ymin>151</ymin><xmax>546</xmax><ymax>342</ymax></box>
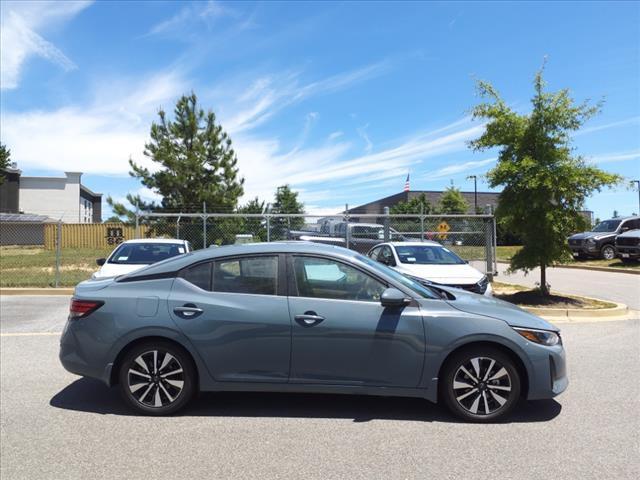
<box><xmin>0</xmin><ymin>246</ymin><xmax>113</xmax><ymax>287</ymax></box>
<box><xmin>495</xmin><ymin>245</ymin><xmax>640</xmax><ymax>270</ymax></box>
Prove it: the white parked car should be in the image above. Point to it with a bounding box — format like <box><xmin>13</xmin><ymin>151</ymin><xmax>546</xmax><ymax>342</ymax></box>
<box><xmin>367</xmin><ymin>241</ymin><xmax>492</xmax><ymax>296</ymax></box>
<box><xmin>93</xmin><ymin>239</ymin><xmax>192</xmax><ymax>279</ymax></box>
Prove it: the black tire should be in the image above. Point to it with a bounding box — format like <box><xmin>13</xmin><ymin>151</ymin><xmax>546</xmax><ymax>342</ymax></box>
<box><xmin>118</xmin><ymin>340</ymin><xmax>196</xmax><ymax>415</ymax></box>
<box><xmin>441</xmin><ymin>346</ymin><xmax>521</xmax><ymax>422</ymax></box>
<box><xmin>600</xmin><ymin>244</ymin><xmax>616</xmax><ymax>260</ymax></box>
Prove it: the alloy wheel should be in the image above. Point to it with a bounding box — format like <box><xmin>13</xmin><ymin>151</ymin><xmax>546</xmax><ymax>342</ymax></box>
<box><xmin>127</xmin><ymin>350</ymin><xmax>185</xmax><ymax>408</ymax></box>
<box><xmin>601</xmin><ymin>245</ymin><xmax>615</xmax><ymax>260</ymax></box>
<box><xmin>452</xmin><ymin>356</ymin><xmax>512</xmax><ymax>416</ymax></box>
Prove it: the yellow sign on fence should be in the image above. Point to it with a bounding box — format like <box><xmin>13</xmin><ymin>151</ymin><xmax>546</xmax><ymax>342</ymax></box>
<box><xmin>437</xmin><ymin>221</ymin><xmax>451</xmax><ymax>240</ymax></box>
<box><xmin>44</xmin><ymin>223</ymin><xmax>149</xmax><ymax>250</ymax></box>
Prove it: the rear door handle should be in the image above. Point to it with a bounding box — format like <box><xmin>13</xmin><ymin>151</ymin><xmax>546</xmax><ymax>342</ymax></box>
<box><xmin>173</xmin><ymin>304</ymin><xmax>203</xmax><ymax>319</ymax></box>
<box><xmin>294</xmin><ymin>311</ymin><xmax>325</xmax><ymax>327</ymax></box>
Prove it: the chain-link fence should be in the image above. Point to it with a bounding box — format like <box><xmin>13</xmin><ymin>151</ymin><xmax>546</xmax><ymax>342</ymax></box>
<box><xmin>0</xmin><ymin>212</ymin><xmax>496</xmax><ymax>287</ymax></box>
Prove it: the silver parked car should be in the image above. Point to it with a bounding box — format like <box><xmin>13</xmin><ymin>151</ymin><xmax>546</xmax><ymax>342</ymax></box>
<box><xmin>60</xmin><ymin>242</ymin><xmax>567</xmax><ymax>422</ymax></box>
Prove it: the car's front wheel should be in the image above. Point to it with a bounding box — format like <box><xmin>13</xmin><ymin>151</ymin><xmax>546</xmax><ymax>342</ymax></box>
<box><xmin>441</xmin><ymin>347</ymin><xmax>521</xmax><ymax>422</ymax></box>
<box><xmin>600</xmin><ymin>244</ymin><xmax>616</xmax><ymax>260</ymax></box>
<box><xmin>118</xmin><ymin>341</ymin><xmax>196</xmax><ymax>415</ymax></box>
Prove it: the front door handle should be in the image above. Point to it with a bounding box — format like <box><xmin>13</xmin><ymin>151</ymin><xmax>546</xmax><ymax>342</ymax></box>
<box><xmin>173</xmin><ymin>304</ymin><xmax>203</xmax><ymax>319</ymax></box>
<box><xmin>295</xmin><ymin>311</ymin><xmax>325</xmax><ymax>327</ymax></box>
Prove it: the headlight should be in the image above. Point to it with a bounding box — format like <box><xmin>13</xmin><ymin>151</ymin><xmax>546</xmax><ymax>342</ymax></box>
<box><xmin>476</xmin><ymin>275</ymin><xmax>488</xmax><ymax>294</ymax></box>
<box><xmin>586</xmin><ymin>238</ymin><xmax>596</xmax><ymax>245</ymax></box>
<box><xmin>513</xmin><ymin>327</ymin><xmax>561</xmax><ymax>346</ymax></box>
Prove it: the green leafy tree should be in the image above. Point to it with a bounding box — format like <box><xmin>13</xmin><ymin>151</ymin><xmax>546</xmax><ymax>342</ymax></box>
<box><xmin>0</xmin><ymin>143</ymin><xmax>11</xmax><ymax>185</ymax></box>
<box><xmin>239</xmin><ymin>197</ymin><xmax>268</xmax><ymax>242</ymax></box>
<box><xmin>107</xmin><ymin>93</ymin><xmax>244</xmax><ymax>247</ymax></box>
<box><xmin>438</xmin><ymin>186</ymin><xmax>469</xmax><ymax>214</ymax></box>
<box><xmin>469</xmin><ymin>65</ymin><xmax>622</xmax><ymax>295</ymax></box>
<box><xmin>390</xmin><ymin>193</ymin><xmax>434</xmax><ymax>215</ymax></box>
<box><xmin>390</xmin><ymin>193</ymin><xmax>434</xmax><ymax>239</ymax></box>
<box><xmin>270</xmin><ymin>185</ymin><xmax>305</xmax><ymax>239</ymax></box>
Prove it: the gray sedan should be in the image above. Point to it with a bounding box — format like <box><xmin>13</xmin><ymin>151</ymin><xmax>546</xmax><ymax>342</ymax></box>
<box><xmin>60</xmin><ymin>242</ymin><xmax>567</xmax><ymax>422</ymax></box>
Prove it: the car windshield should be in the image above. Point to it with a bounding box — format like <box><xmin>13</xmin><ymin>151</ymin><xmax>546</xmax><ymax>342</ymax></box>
<box><xmin>108</xmin><ymin>243</ymin><xmax>186</xmax><ymax>265</ymax></box>
<box><xmin>394</xmin><ymin>245</ymin><xmax>466</xmax><ymax>265</ymax></box>
<box><xmin>592</xmin><ymin>220</ymin><xmax>621</xmax><ymax>232</ymax></box>
<box><xmin>356</xmin><ymin>254</ymin><xmax>441</xmax><ymax>300</ymax></box>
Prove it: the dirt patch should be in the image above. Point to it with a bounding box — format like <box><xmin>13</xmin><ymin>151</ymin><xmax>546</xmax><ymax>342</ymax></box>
<box><xmin>492</xmin><ymin>282</ymin><xmax>616</xmax><ymax>309</ymax></box>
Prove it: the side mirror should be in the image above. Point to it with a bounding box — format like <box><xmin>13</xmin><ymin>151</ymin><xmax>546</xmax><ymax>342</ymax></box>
<box><xmin>96</xmin><ymin>258</ymin><xmax>106</xmax><ymax>266</ymax></box>
<box><xmin>380</xmin><ymin>288</ymin><xmax>411</xmax><ymax>308</ymax></box>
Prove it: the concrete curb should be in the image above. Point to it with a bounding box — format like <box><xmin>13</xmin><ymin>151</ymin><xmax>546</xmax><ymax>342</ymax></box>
<box><xmin>496</xmin><ymin>260</ymin><xmax>640</xmax><ymax>275</ymax></box>
<box><xmin>0</xmin><ymin>288</ymin><xmax>74</xmax><ymax>296</ymax></box>
<box><xmin>522</xmin><ymin>302</ymin><xmax>628</xmax><ymax>319</ymax></box>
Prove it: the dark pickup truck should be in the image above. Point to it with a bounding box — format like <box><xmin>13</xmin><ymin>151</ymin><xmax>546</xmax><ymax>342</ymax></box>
<box><xmin>615</xmin><ymin>229</ymin><xmax>640</xmax><ymax>263</ymax></box>
<box><xmin>289</xmin><ymin>222</ymin><xmax>405</xmax><ymax>254</ymax></box>
<box><xmin>567</xmin><ymin>216</ymin><xmax>640</xmax><ymax>260</ymax></box>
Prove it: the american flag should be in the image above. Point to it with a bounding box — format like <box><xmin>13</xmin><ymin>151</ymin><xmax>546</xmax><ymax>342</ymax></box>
<box><xmin>403</xmin><ymin>173</ymin><xmax>410</xmax><ymax>192</ymax></box>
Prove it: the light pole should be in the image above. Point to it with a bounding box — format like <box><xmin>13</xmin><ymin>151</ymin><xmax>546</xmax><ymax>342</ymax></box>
<box><xmin>632</xmin><ymin>180</ymin><xmax>640</xmax><ymax>214</ymax></box>
<box><xmin>467</xmin><ymin>175</ymin><xmax>478</xmax><ymax>213</ymax></box>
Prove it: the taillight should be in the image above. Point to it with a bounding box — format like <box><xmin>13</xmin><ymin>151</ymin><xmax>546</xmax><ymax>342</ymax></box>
<box><xmin>69</xmin><ymin>299</ymin><xmax>104</xmax><ymax>319</ymax></box>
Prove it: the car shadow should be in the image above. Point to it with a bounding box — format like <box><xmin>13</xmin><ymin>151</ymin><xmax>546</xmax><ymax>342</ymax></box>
<box><xmin>50</xmin><ymin>377</ymin><xmax>562</xmax><ymax>423</ymax></box>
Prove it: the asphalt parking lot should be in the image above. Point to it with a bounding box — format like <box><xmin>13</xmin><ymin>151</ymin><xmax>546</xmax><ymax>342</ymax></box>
<box><xmin>1</xmin><ymin>296</ymin><xmax>639</xmax><ymax>479</ymax></box>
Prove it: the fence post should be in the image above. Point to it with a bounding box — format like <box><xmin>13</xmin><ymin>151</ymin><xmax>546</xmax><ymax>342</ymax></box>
<box><xmin>383</xmin><ymin>206</ymin><xmax>390</xmax><ymax>242</ymax></box>
<box><xmin>54</xmin><ymin>220</ymin><xmax>62</xmax><ymax>288</ymax></box>
<box><xmin>344</xmin><ymin>204</ymin><xmax>350</xmax><ymax>249</ymax></box>
<box><xmin>134</xmin><ymin>208</ymin><xmax>140</xmax><ymax>239</ymax></box>
<box><xmin>202</xmin><ymin>202</ymin><xmax>207</xmax><ymax>249</ymax></box>
<box><xmin>266</xmin><ymin>214</ymin><xmax>271</xmax><ymax>242</ymax></box>
<box><xmin>484</xmin><ymin>205</ymin><xmax>494</xmax><ymax>280</ymax></box>
<box><xmin>492</xmin><ymin>212</ymin><xmax>498</xmax><ymax>276</ymax></box>
<box><xmin>420</xmin><ymin>204</ymin><xmax>425</xmax><ymax>242</ymax></box>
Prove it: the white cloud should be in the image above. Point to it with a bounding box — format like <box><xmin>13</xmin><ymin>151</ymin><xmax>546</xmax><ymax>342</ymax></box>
<box><xmin>588</xmin><ymin>150</ymin><xmax>640</xmax><ymax>165</ymax></box>
<box><xmin>328</xmin><ymin>131</ymin><xmax>344</xmax><ymax>141</ymax></box>
<box><xmin>422</xmin><ymin>157</ymin><xmax>496</xmax><ymax>180</ymax></box>
<box><xmin>577</xmin><ymin>116</ymin><xmax>640</xmax><ymax>136</ymax></box>
<box><xmin>222</xmin><ymin>61</ymin><xmax>391</xmax><ymax>133</ymax></box>
<box><xmin>0</xmin><ymin>1</ymin><xmax>91</xmax><ymax>89</ymax></box>
<box><xmin>357</xmin><ymin>124</ymin><xmax>373</xmax><ymax>153</ymax></box>
<box><xmin>1</xmin><ymin>70</ymin><xmax>187</xmax><ymax>174</ymax></box>
<box><xmin>146</xmin><ymin>0</ymin><xmax>229</xmax><ymax>37</ymax></box>
<box><xmin>234</xmin><ymin>118</ymin><xmax>486</xmax><ymax>203</ymax></box>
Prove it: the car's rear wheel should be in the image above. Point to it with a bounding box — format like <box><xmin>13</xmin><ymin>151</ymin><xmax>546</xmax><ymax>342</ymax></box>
<box><xmin>442</xmin><ymin>347</ymin><xmax>521</xmax><ymax>422</ymax></box>
<box><xmin>118</xmin><ymin>341</ymin><xmax>195</xmax><ymax>415</ymax></box>
<box><xmin>601</xmin><ymin>244</ymin><xmax>616</xmax><ymax>260</ymax></box>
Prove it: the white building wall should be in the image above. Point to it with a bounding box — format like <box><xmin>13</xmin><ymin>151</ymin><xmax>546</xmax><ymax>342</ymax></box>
<box><xmin>19</xmin><ymin>172</ymin><xmax>82</xmax><ymax>223</ymax></box>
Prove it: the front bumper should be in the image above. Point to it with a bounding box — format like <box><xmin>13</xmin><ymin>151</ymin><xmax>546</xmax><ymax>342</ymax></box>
<box><xmin>526</xmin><ymin>343</ymin><xmax>568</xmax><ymax>400</ymax></box>
<box><xmin>569</xmin><ymin>244</ymin><xmax>599</xmax><ymax>257</ymax></box>
<box><xmin>616</xmin><ymin>245</ymin><xmax>640</xmax><ymax>259</ymax></box>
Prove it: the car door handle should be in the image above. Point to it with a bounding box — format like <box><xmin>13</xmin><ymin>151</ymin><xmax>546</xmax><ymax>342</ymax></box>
<box><xmin>294</xmin><ymin>312</ymin><xmax>325</xmax><ymax>327</ymax></box>
<box><xmin>173</xmin><ymin>304</ymin><xmax>203</xmax><ymax>319</ymax></box>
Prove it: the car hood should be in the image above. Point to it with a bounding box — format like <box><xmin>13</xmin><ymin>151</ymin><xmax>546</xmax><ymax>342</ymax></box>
<box><xmin>569</xmin><ymin>231</ymin><xmax>614</xmax><ymax>241</ymax></box>
<box><xmin>438</xmin><ymin>287</ymin><xmax>559</xmax><ymax>331</ymax></box>
<box><xmin>395</xmin><ymin>263</ymin><xmax>483</xmax><ymax>284</ymax></box>
<box><xmin>93</xmin><ymin>263</ymin><xmax>147</xmax><ymax>279</ymax></box>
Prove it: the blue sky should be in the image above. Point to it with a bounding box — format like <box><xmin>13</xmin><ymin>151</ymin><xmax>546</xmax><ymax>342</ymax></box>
<box><xmin>1</xmin><ymin>0</ymin><xmax>639</xmax><ymax>219</ymax></box>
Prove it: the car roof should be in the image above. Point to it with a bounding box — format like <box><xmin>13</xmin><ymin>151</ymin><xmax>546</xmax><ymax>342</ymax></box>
<box><xmin>381</xmin><ymin>241</ymin><xmax>443</xmax><ymax>247</ymax></box>
<box><xmin>119</xmin><ymin>241</ymin><xmax>361</xmax><ymax>280</ymax></box>
<box><xmin>121</xmin><ymin>238</ymin><xmax>188</xmax><ymax>245</ymax></box>
<box><xmin>604</xmin><ymin>216</ymin><xmax>640</xmax><ymax>221</ymax></box>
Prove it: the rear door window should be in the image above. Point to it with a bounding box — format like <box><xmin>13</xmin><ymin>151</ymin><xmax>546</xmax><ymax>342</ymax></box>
<box><xmin>213</xmin><ymin>256</ymin><xmax>278</xmax><ymax>295</ymax></box>
<box><xmin>180</xmin><ymin>262</ymin><xmax>212</xmax><ymax>291</ymax></box>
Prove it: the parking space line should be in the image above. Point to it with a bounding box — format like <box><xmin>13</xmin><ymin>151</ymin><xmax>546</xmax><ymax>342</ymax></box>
<box><xmin>0</xmin><ymin>332</ymin><xmax>62</xmax><ymax>337</ymax></box>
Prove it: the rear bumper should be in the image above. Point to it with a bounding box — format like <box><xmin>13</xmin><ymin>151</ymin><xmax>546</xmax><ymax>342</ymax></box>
<box><xmin>59</xmin><ymin>319</ymin><xmax>111</xmax><ymax>385</ymax></box>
